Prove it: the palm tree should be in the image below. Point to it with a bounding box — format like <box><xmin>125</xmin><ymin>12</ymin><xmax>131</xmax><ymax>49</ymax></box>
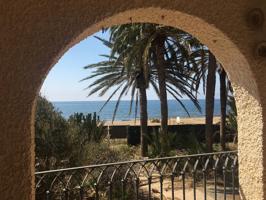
<box><xmin>189</xmin><ymin>48</ymin><xmax>234</xmax><ymax>152</ymax></box>
<box><xmin>204</xmin><ymin>52</ymin><xmax>217</xmax><ymax>152</ymax></box>
<box><xmin>153</xmin><ymin>35</ymin><xmax>168</xmax><ymax>133</ymax></box>
<box><xmin>81</xmin><ymin>49</ymin><xmax>149</xmax><ymax>156</ymax></box>
<box><xmin>219</xmin><ymin>66</ymin><xmax>227</xmax><ymax>150</ymax></box>
<box><xmin>137</xmin><ymin>71</ymin><xmax>149</xmax><ymax>156</ymax></box>
<box><xmin>181</xmin><ymin>40</ymin><xmax>219</xmax><ymax>152</ymax></box>
<box><xmin>82</xmin><ymin>24</ymin><xmax>201</xmax><ymax>156</ymax></box>
<box><xmin>108</xmin><ymin>24</ymin><xmax>200</xmax><ymax>135</ymax></box>
<box><xmin>177</xmin><ymin>38</ymin><xmax>216</xmax><ymax>152</ymax></box>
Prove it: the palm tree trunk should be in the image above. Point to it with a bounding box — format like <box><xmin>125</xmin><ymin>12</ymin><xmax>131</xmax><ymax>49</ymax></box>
<box><xmin>155</xmin><ymin>36</ymin><xmax>168</xmax><ymax>134</ymax></box>
<box><xmin>219</xmin><ymin>68</ymin><xmax>227</xmax><ymax>150</ymax></box>
<box><xmin>205</xmin><ymin>52</ymin><xmax>217</xmax><ymax>152</ymax></box>
<box><xmin>139</xmin><ymin>80</ymin><xmax>148</xmax><ymax>157</ymax></box>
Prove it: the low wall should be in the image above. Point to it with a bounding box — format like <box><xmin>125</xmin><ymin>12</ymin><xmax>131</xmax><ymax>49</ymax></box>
<box><xmin>107</xmin><ymin>124</ymin><xmax>221</xmax><ymax>145</ymax></box>
<box><xmin>107</xmin><ymin>126</ymin><xmax>128</xmax><ymax>139</ymax></box>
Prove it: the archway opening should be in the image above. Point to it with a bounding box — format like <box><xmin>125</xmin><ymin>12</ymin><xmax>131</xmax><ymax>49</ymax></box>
<box><xmin>35</xmin><ymin>21</ymin><xmax>241</xmax><ymax>199</ymax></box>
<box><xmin>2</xmin><ymin>1</ymin><xmax>266</xmax><ymax>199</ymax></box>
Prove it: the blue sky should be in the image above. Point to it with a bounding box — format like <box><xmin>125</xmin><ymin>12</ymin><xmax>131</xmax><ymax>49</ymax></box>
<box><xmin>41</xmin><ymin>31</ymin><xmax>220</xmax><ymax>101</ymax></box>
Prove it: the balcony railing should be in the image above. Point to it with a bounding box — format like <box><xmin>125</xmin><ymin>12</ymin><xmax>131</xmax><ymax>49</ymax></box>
<box><xmin>35</xmin><ymin>151</ymin><xmax>238</xmax><ymax>200</ymax></box>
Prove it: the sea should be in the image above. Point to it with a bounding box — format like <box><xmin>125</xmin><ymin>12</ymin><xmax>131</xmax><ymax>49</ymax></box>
<box><xmin>52</xmin><ymin>99</ymin><xmax>220</xmax><ymax>121</ymax></box>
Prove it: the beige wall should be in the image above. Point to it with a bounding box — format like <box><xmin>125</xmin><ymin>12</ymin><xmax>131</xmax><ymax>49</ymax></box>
<box><xmin>0</xmin><ymin>0</ymin><xmax>265</xmax><ymax>199</ymax></box>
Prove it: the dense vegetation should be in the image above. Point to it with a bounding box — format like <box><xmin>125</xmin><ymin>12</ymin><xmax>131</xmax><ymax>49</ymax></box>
<box><xmin>35</xmin><ymin>96</ymin><xmax>137</xmax><ymax>171</ymax></box>
<box><xmin>35</xmin><ymin>95</ymin><xmax>237</xmax><ymax>199</ymax></box>
<box><xmin>35</xmin><ymin>95</ymin><xmax>237</xmax><ymax>171</ymax></box>
<box><xmin>35</xmin><ymin>22</ymin><xmax>238</xmax><ymax>200</ymax></box>
<box><xmin>36</xmin><ymin>23</ymin><xmax>238</xmax><ymax>170</ymax></box>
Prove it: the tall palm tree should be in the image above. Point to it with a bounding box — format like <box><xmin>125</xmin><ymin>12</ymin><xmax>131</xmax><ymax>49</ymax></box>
<box><xmin>205</xmin><ymin>52</ymin><xmax>217</xmax><ymax>152</ymax></box>
<box><xmin>137</xmin><ymin>71</ymin><xmax>149</xmax><ymax>156</ymax></box>
<box><xmin>219</xmin><ymin>66</ymin><xmax>226</xmax><ymax>150</ymax></box>
<box><xmin>82</xmin><ymin>24</ymin><xmax>201</xmax><ymax>155</ymax></box>
<box><xmin>178</xmin><ymin>39</ymin><xmax>215</xmax><ymax>152</ymax></box>
<box><xmin>108</xmin><ymin>23</ymin><xmax>201</xmax><ymax>134</ymax></box>
<box><xmin>218</xmin><ymin>64</ymin><xmax>236</xmax><ymax>150</ymax></box>
<box><xmin>190</xmin><ymin>45</ymin><xmax>234</xmax><ymax>152</ymax></box>
<box><xmin>81</xmin><ymin>42</ymin><xmax>149</xmax><ymax>156</ymax></box>
<box><xmin>182</xmin><ymin>39</ymin><xmax>220</xmax><ymax>152</ymax></box>
<box><xmin>154</xmin><ymin>35</ymin><xmax>168</xmax><ymax>134</ymax></box>
<box><xmin>193</xmin><ymin>50</ymin><xmax>219</xmax><ymax>152</ymax></box>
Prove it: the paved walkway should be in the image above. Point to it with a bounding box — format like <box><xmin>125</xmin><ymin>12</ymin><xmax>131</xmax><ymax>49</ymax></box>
<box><xmin>139</xmin><ymin>177</ymin><xmax>240</xmax><ymax>200</ymax></box>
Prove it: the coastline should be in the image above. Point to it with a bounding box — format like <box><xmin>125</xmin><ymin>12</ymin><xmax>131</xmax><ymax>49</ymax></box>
<box><xmin>105</xmin><ymin>116</ymin><xmax>220</xmax><ymax>126</ymax></box>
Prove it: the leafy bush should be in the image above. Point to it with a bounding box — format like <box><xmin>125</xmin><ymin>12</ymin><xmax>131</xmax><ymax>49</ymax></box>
<box><xmin>35</xmin><ymin>96</ymin><xmax>108</xmax><ymax>170</ymax></box>
<box><xmin>147</xmin><ymin>129</ymin><xmax>206</xmax><ymax>157</ymax></box>
<box><xmin>173</xmin><ymin>130</ymin><xmax>206</xmax><ymax>154</ymax></box>
<box><xmin>35</xmin><ymin>96</ymin><xmax>71</xmax><ymax>170</ymax></box>
<box><xmin>69</xmin><ymin>141</ymin><xmax>136</xmax><ymax>166</ymax></box>
<box><xmin>147</xmin><ymin>130</ymin><xmax>178</xmax><ymax>157</ymax></box>
<box><xmin>35</xmin><ymin>96</ymin><xmax>139</xmax><ymax>199</ymax></box>
<box><xmin>65</xmin><ymin>142</ymin><xmax>138</xmax><ymax>199</ymax></box>
<box><xmin>68</xmin><ymin>112</ymin><xmax>106</xmax><ymax>143</ymax></box>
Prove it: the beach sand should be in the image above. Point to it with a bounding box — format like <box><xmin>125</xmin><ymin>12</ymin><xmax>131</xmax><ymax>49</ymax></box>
<box><xmin>105</xmin><ymin>116</ymin><xmax>220</xmax><ymax>126</ymax></box>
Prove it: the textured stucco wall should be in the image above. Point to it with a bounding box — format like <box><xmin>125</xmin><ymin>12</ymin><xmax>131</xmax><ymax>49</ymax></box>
<box><xmin>0</xmin><ymin>0</ymin><xmax>265</xmax><ymax>199</ymax></box>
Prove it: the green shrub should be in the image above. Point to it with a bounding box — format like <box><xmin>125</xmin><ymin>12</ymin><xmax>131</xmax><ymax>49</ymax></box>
<box><xmin>173</xmin><ymin>130</ymin><xmax>206</xmax><ymax>154</ymax></box>
<box><xmin>147</xmin><ymin>128</ymin><xmax>206</xmax><ymax>157</ymax></box>
<box><xmin>35</xmin><ymin>96</ymin><xmax>108</xmax><ymax>170</ymax></box>
<box><xmin>147</xmin><ymin>130</ymin><xmax>177</xmax><ymax>157</ymax></box>
<box><xmin>71</xmin><ymin>142</ymin><xmax>136</xmax><ymax>165</ymax></box>
<box><xmin>72</xmin><ymin>142</ymin><xmax>137</xmax><ymax>199</ymax></box>
<box><xmin>35</xmin><ymin>96</ymin><xmax>71</xmax><ymax>170</ymax></box>
<box><xmin>68</xmin><ymin>112</ymin><xmax>106</xmax><ymax>143</ymax></box>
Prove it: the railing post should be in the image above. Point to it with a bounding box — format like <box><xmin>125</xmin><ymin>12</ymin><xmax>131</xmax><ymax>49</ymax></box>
<box><xmin>135</xmin><ymin>178</ymin><xmax>139</xmax><ymax>199</ymax></box>
<box><xmin>223</xmin><ymin>166</ymin><xmax>227</xmax><ymax>200</ymax></box>
<box><xmin>95</xmin><ymin>183</ymin><xmax>99</xmax><ymax>200</ymax></box>
<box><xmin>45</xmin><ymin>190</ymin><xmax>51</xmax><ymax>200</ymax></box>
<box><xmin>181</xmin><ymin>172</ymin><xmax>186</xmax><ymax>200</ymax></box>
<box><xmin>63</xmin><ymin>188</ymin><xmax>69</xmax><ymax>200</ymax></box>
<box><xmin>203</xmin><ymin>169</ymin><xmax>207</xmax><ymax>200</ymax></box>
<box><xmin>121</xmin><ymin>179</ymin><xmax>125</xmax><ymax>200</ymax></box>
<box><xmin>160</xmin><ymin>175</ymin><xmax>163</xmax><ymax>200</ymax></box>
<box><xmin>192</xmin><ymin>170</ymin><xmax>196</xmax><ymax>200</ymax></box>
<box><xmin>213</xmin><ymin>165</ymin><xmax>218</xmax><ymax>200</ymax></box>
<box><xmin>231</xmin><ymin>166</ymin><xmax>235</xmax><ymax>200</ymax></box>
<box><xmin>108</xmin><ymin>181</ymin><xmax>113</xmax><ymax>200</ymax></box>
<box><xmin>148</xmin><ymin>176</ymin><xmax>152</xmax><ymax>200</ymax></box>
<box><xmin>79</xmin><ymin>186</ymin><xmax>84</xmax><ymax>200</ymax></box>
<box><xmin>171</xmin><ymin>174</ymin><xmax>175</xmax><ymax>200</ymax></box>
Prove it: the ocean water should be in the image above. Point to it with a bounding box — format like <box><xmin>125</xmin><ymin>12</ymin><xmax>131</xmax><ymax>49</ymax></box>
<box><xmin>52</xmin><ymin>99</ymin><xmax>221</xmax><ymax>121</ymax></box>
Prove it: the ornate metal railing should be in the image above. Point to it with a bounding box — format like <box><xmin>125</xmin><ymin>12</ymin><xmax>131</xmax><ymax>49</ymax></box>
<box><xmin>35</xmin><ymin>151</ymin><xmax>238</xmax><ymax>200</ymax></box>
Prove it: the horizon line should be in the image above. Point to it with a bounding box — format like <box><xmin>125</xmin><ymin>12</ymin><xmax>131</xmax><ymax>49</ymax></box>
<box><xmin>51</xmin><ymin>98</ymin><xmax>221</xmax><ymax>102</ymax></box>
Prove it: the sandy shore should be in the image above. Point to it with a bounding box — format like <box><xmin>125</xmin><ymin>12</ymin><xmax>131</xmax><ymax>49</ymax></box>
<box><xmin>105</xmin><ymin>116</ymin><xmax>220</xmax><ymax>126</ymax></box>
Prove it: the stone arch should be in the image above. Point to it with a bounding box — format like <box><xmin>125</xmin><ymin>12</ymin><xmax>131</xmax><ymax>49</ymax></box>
<box><xmin>0</xmin><ymin>1</ymin><xmax>265</xmax><ymax>200</ymax></box>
